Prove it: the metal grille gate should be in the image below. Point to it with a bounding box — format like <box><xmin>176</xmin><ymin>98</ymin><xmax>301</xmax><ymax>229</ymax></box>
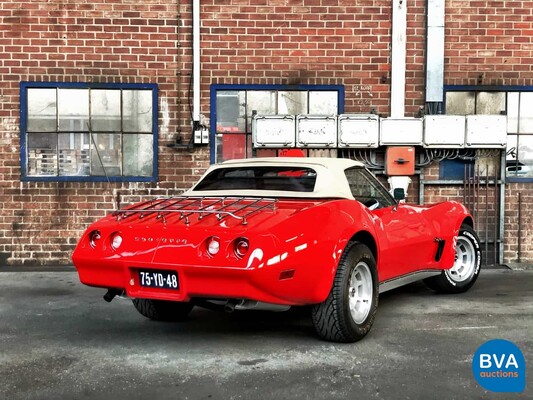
<box><xmin>463</xmin><ymin>166</ymin><xmax>501</xmax><ymax>266</ymax></box>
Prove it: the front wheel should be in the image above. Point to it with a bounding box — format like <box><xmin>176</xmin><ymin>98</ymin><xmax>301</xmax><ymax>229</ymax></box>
<box><xmin>424</xmin><ymin>224</ymin><xmax>481</xmax><ymax>293</ymax></box>
<box><xmin>312</xmin><ymin>243</ymin><xmax>379</xmax><ymax>343</ymax></box>
<box><xmin>132</xmin><ymin>298</ymin><xmax>193</xmax><ymax>322</ymax></box>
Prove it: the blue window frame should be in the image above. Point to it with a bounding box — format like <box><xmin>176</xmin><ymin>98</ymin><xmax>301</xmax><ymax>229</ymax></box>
<box><xmin>209</xmin><ymin>84</ymin><xmax>344</xmax><ymax>164</ymax></box>
<box><xmin>20</xmin><ymin>82</ymin><xmax>158</xmax><ymax>182</ymax></box>
<box><xmin>444</xmin><ymin>85</ymin><xmax>533</xmax><ymax>182</ymax></box>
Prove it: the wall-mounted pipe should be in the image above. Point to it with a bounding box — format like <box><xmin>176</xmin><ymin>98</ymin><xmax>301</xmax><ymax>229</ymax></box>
<box><xmin>192</xmin><ymin>0</ymin><xmax>200</xmax><ymax>123</ymax></box>
<box><xmin>425</xmin><ymin>0</ymin><xmax>445</xmax><ymax>104</ymax></box>
<box><xmin>390</xmin><ymin>0</ymin><xmax>407</xmax><ymax>118</ymax></box>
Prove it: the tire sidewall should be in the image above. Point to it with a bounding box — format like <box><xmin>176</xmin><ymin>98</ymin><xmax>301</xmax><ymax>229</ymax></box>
<box><xmin>341</xmin><ymin>245</ymin><xmax>379</xmax><ymax>338</ymax></box>
<box><xmin>444</xmin><ymin>226</ymin><xmax>481</xmax><ymax>289</ymax></box>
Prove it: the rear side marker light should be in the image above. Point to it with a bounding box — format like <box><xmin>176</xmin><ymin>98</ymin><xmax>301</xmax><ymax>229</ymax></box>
<box><xmin>234</xmin><ymin>238</ymin><xmax>249</xmax><ymax>258</ymax></box>
<box><xmin>207</xmin><ymin>237</ymin><xmax>220</xmax><ymax>256</ymax></box>
<box><xmin>89</xmin><ymin>230</ymin><xmax>101</xmax><ymax>248</ymax></box>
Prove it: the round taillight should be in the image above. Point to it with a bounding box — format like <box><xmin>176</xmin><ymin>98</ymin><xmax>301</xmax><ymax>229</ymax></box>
<box><xmin>234</xmin><ymin>238</ymin><xmax>249</xmax><ymax>258</ymax></box>
<box><xmin>207</xmin><ymin>237</ymin><xmax>220</xmax><ymax>256</ymax></box>
<box><xmin>111</xmin><ymin>233</ymin><xmax>123</xmax><ymax>250</ymax></box>
<box><xmin>89</xmin><ymin>230</ymin><xmax>101</xmax><ymax>248</ymax></box>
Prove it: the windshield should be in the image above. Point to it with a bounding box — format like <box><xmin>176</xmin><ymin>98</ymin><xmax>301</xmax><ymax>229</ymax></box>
<box><xmin>193</xmin><ymin>166</ymin><xmax>317</xmax><ymax>192</ymax></box>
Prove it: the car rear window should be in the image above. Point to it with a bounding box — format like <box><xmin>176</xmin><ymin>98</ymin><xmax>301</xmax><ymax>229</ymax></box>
<box><xmin>193</xmin><ymin>166</ymin><xmax>317</xmax><ymax>192</ymax></box>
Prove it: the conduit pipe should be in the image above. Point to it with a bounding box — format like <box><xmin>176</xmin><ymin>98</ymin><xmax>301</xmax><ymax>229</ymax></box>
<box><xmin>192</xmin><ymin>0</ymin><xmax>200</xmax><ymax>124</ymax></box>
<box><xmin>425</xmin><ymin>0</ymin><xmax>445</xmax><ymax>107</ymax></box>
<box><xmin>390</xmin><ymin>0</ymin><xmax>407</xmax><ymax>118</ymax></box>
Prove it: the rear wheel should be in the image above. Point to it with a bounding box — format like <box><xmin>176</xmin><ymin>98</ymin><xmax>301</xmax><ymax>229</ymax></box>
<box><xmin>312</xmin><ymin>243</ymin><xmax>378</xmax><ymax>343</ymax></box>
<box><xmin>424</xmin><ymin>224</ymin><xmax>481</xmax><ymax>293</ymax></box>
<box><xmin>132</xmin><ymin>298</ymin><xmax>193</xmax><ymax>322</ymax></box>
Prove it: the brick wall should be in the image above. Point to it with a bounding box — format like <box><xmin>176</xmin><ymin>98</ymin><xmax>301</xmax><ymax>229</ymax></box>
<box><xmin>0</xmin><ymin>0</ymin><xmax>205</xmax><ymax>265</ymax></box>
<box><xmin>505</xmin><ymin>183</ymin><xmax>533</xmax><ymax>263</ymax></box>
<box><xmin>446</xmin><ymin>0</ymin><xmax>533</xmax><ymax>86</ymax></box>
<box><xmin>444</xmin><ymin>0</ymin><xmax>533</xmax><ymax>264</ymax></box>
<box><xmin>1</xmin><ymin>0</ymin><xmax>533</xmax><ymax>265</ymax></box>
<box><xmin>201</xmin><ymin>0</ymin><xmax>394</xmax><ymax>115</ymax></box>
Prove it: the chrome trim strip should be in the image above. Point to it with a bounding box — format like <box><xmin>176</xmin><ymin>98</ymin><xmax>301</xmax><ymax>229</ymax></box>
<box><xmin>379</xmin><ymin>270</ymin><xmax>442</xmax><ymax>293</ymax></box>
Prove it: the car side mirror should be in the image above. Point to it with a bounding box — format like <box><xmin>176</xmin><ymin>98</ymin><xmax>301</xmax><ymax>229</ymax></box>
<box><xmin>393</xmin><ymin>188</ymin><xmax>405</xmax><ymax>201</ymax></box>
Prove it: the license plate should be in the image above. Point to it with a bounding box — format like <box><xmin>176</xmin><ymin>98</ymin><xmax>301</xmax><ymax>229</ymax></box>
<box><xmin>138</xmin><ymin>270</ymin><xmax>179</xmax><ymax>290</ymax></box>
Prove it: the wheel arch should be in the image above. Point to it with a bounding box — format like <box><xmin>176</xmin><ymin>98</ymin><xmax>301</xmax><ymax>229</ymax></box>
<box><xmin>461</xmin><ymin>216</ymin><xmax>474</xmax><ymax>229</ymax></box>
<box><xmin>347</xmin><ymin>230</ymin><xmax>378</xmax><ymax>265</ymax></box>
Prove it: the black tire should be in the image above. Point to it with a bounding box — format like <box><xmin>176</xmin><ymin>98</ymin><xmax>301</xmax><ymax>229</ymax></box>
<box><xmin>132</xmin><ymin>298</ymin><xmax>193</xmax><ymax>322</ymax></box>
<box><xmin>424</xmin><ymin>224</ymin><xmax>481</xmax><ymax>294</ymax></box>
<box><xmin>312</xmin><ymin>243</ymin><xmax>379</xmax><ymax>343</ymax></box>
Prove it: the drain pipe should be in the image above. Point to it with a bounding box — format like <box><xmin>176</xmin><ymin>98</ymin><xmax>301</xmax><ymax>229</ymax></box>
<box><xmin>192</xmin><ymin>0</ymin><xmax>201</xmax><ymax>128</ymax></box>
<box><xmin>425</xmin><ymin>0</ymin><xmax>445</xmax><ymax>111</ymax></box>
<box><xmin>390</xmin><ymin>0</ymin><xmax>407</xmax><ymax>118</ymax></box>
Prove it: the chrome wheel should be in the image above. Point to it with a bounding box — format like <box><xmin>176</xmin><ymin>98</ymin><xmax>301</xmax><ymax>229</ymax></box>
<box><xmin>447</xmin><ymin>236</ymin><xmax>476</xmax><ymax>283</ymax></box>
<box><xmin>348</xmin><ymin>261</ymin><xmax>373</xmax><ymax>324</ymax></box>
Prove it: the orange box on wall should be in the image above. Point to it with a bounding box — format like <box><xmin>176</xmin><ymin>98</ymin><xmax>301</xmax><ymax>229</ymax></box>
<box><xmin>385</xmin><ymin>146</ymin><xmax>415</xmax><ymax>176</ymax></box>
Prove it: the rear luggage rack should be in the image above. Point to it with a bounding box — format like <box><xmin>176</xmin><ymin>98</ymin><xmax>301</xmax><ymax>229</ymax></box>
<box><xmin>113</xmin><ymin>196</ymin><xmax>278</xmax><ymax>225</ymax></box>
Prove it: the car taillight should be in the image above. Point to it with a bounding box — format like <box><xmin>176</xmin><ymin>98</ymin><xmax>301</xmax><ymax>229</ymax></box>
<box><xmin>89</xmin><ymin>230</ymin><xmax>101</xmax><ymax>248</ymax></box>
<box><xmin>234</xmin><ymin>238</ymin><xmax>249</xmax><ymax>258</ymax></box>
<box><xmin>111</xmin><ymin>232</ymin><xmax>123</xmax><ymax>250</ymax></box>
<box><xmin>207</xmin><ymin>237</ymin><xmax>220</xmax><ymax>256</ymax></box>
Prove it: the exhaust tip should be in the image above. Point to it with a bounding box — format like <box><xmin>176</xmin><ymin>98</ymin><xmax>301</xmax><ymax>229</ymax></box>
<box><xmin>103</xmin><ymin>288</ymin><xmax>122</xmax><ymax>303</ymax></box>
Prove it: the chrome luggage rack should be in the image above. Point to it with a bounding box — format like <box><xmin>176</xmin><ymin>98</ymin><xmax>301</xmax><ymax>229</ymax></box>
<box><xmin>113</xmin><ymin>196</ymin><xmax>278</xmax><ymax>225</ymax></box>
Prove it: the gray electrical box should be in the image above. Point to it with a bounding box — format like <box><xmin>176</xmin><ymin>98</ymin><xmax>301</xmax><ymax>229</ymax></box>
<box><xmin>338</xmin><ymin>114</ymin><xmax>380</xmax><ymax>148</ymax></box>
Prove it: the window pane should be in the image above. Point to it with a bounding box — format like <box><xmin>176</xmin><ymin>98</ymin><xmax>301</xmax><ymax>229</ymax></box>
<box><xmin>221</xmin><ymin>134</ymin><xmax>247</xmax><ymax>161</ymax></box>
<box><xmin>193</xmin><ymin>166</ymin><xmax>317</xmax><ymax>192</ymax></box>
<box><xmin>123</xmin><ymin>134</ymin><xmax>153</xmax><ymax>176</ymax></box>
<box><xmin>27</xmin><ymin>133</ymin><xmax>57</xmax><ymax>176</ymax></box>
<box><xmin>58</xmin><ymin>133</ymin><xmax>90</xmax><ymax>176</ymax></box>
<box><xmin>476</xmin><ymin>92</ymin><xmax>505</xmax><ymax>115</ymax></box>
<box><xmin>27</xmin><ymin>88</ymin><xmax>56</xmax><ymax>132</ymax></box>
<box><xmin>517</xmin><ymin>135</ymin><xmax>533</xmax><ymax>177</ymax></box>
<box><xmin>246</xmin><ymin>91</ymin><xmax>276</xmax><ymax>132</ymax></box>
<box><xmin>519</xmin><ymin>92</ymin><xmax>533</xmax><ymax>133</ymax></box>
<box><xmin>278</xmin><ymin>91</ymin><xmax>307</xmax><ymax>114</ymax></box>
<box><xmin>445</xmin><ymin>92</ymin><xmax>475</xmax><ymax>115</ymax></box>
<box><xmin>91</xmin><ymin>90</ymin><xmax>121</xmax><ymax>132</ymax></box>
<box><xmin>507</xmin><ymin>92</ymin><xmax>519</xmax><ymax>134</ymax></box>
<box><xmin>216</xmin><ymin>91</ymin><xmax>245</xmax><ymax>133</ymax></box>
<box><xmin>506</xmin><ymin>134</ymin><xmax>519</xmax><ymax>176</ymax></box>
<box><xmin>58</xmin><ymin>89</ymin><xmax>89</xmax><ymax>131</ymax></box>
<box><xmin>123</xmin><ymin>90</ymin><xmax>153</xmax><ymax>132</ymax></box>
<box><xmin>309</xmin><ymin>91</ymin><xmax>338</xmax><ymax>114</ymax></box>
<box><xmin>90</xmin><ymin>134</ymin><xmax>121</xmax><ymax>176</ymax></box>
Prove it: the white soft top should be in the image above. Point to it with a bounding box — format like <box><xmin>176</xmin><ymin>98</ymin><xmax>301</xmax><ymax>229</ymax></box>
<box><xmin>186</xmin><ymin>157</ymin><xmax>363</xmax><ymax>199</ymax></box>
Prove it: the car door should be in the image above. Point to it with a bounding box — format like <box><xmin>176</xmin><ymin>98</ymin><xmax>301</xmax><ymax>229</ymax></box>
<box><xmin>345</xmin><ymin>168</ymin><xmax>437</xmax><ymax>282</ymax></box>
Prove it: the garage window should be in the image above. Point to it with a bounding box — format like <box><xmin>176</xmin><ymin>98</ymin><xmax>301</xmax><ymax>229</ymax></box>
<box><xmin>445</xmin><ymin>87</ymin><xmax>533</xmax><ymax>181</ymax></box>
<box><xmin>210</xmin><ymin>84</ymin><xmax>344</xmax><ymax>163</ymax></box>
<box><xmin>20</xmin><ymin>82</ymin><xmax>158</xmax><ymax>182</ymax></box>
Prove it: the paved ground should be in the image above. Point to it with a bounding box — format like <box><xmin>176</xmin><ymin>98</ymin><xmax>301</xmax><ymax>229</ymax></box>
<box><xmin>0</xmin><ymin>268</ymin><xmax>531</xmax><ymax>400</ymax></box>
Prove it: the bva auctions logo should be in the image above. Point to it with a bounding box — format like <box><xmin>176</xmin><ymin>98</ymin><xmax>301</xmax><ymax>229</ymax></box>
<box><xmin>472</xmin><ymin>339</ymin><xmax>526</xmax><ymax>392</ymax></box>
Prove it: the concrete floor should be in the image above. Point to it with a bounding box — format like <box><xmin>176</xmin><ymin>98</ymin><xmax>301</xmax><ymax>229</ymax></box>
<box><xmin>0</xmin><ymin>269</ymin><xmax>531</xmax><ymax>400</ymax></box>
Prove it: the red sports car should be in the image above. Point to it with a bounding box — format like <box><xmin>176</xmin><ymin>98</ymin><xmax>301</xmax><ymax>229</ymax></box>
<box><xmin>72</xmin><ymin>157</ymin><xmax>481</xmax><ymax>342</ymax></box>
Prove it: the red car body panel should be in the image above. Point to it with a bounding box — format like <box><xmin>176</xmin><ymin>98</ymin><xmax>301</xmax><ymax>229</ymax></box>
<box><xmin>73</xmin><ymin>192</ymin><xmax>471</xmax><ymax>305</ymax></box>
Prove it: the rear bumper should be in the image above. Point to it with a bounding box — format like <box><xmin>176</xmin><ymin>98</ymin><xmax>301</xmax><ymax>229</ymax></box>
<box><xmin>75</xmin><ymin>259</ymin><xmax>316</xmax><ymax>306</ymax></box>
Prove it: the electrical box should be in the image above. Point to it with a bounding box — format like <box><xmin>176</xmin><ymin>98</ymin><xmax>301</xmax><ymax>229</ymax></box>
<box><xmin>296</xmin><ymin>115</ymin><xmax>337</xmax><ymax>148</ymax></box>
<box><xmin>423</xmin><ymin>115</ymin><xmax>465</xmax><ymax>148</ymax></box>
<box><xmin>194</xmin><ymin>127</ymin><xmax>209</xmax><ymax>145</ymax></box>
<box><xmin>380</xmin><ymin>118</ymin><xmax>424</xmax><ymax>146</ymax></box>
<box><xmin>385</xmin><ymin>146</ymin><xmax>416</xmax><ymax>176</ymax></box>
<box><xmin>337</xmin><ymin>114</ymin><xmax>380</xmax><ymax>148</ymax></box>
<box><xmin>252</xmin><ymin>115</ymin><xmax>296</xmax><ymax>148</ymax></box>
<box><xmin>465</xmin><ymin>115</ymin><xmax>507</xmax><ymax>148</ymax></box>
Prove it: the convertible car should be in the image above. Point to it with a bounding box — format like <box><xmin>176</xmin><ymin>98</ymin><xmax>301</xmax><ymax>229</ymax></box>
<box><xmin>72</xmin><ymin>157</ymin><xmax>481</xmax><ymax>342</ymax></box>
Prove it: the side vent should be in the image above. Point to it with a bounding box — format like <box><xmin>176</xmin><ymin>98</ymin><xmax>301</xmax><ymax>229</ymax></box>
<box><xmin>434</xmin><ymin>238</ymin><xmax>446</xmax><ymax>262</ymax></box>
